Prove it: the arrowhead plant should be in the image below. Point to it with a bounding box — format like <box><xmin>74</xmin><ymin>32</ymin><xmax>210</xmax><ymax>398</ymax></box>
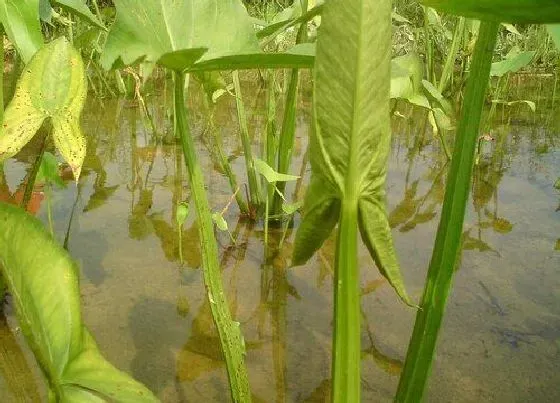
<box><xmin>291</xmin><ymin>0</ymin><xmax>413</xmax><ymax>400</ymax></box>
<box><xmin>0</xmin><ymin>37</ymin><xmax>87</xmax><ymax>180</ymax></box>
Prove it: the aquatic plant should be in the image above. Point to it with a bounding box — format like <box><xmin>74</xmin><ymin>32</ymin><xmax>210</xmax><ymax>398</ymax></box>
<box><xmin>0</xmin><ymin>0</ymin><xmax>558</xmax><ymax>401</ymax></box>
<box><xmin>0</xmin><ymin>202</ymin><xmax>156</xmax><ymax>401</ymax></box>
<box><xmin>396</xmin><ymin>1</ymin><xmax>560</xmax><ymax>401</ymax></box>
<box><xmin>100</xmin><ymin>1</ymin><xmax>314</xmax><ymax>400</ymax></box>
<box><xmin>291</xmin><ymin>0</ymin><xmax>413</xmax><ymax>401</ymax></box>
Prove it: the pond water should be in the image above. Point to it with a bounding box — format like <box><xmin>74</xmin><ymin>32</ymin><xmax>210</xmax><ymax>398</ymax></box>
<box><xmin>1</xmin><ymin>74</ymin><xmax>559</xmax><ymax>402</ymax></box>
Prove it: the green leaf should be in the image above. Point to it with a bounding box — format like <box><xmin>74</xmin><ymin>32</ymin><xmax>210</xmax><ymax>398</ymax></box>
<box><xmin>392</xmin><ymin>11</ymin><xmax>410</xmax><ymax>24</ymax></box>
<box><xmin>490</xmin><ymin>48</ymin><xmax>535</xmax><ymax>77</ymax></box>
<box><xmin>282</xmin><ymin>201</ymin><xmax>303</xmax><ymax>215</ymax></box>
<box><xmin>419</xmin><ymin>0</ymin><xmax>560</xmax><ymax>24</ymax></box>
<box><xmin>52</xmin><ymin>0</ymin><xmax>105</xmax><ymax>29</ymax></box>
<box><xmin>101</xmin><ymin>0</ymin><xmax>260</xmax><ymax>71</ymax></box>
<box><xmin>358</xmin><ymin>197</ymin><xmax>414</xmax><ymax>306</ymax></box>
<box><xmin>390</xmin><ymin>54</ymin><xmax>432</xmax><ymax>109</ymax></box>
<box><xmin>37</xmin><ymin>151</ymin><xmax>66</xmax><ymax>188</ymax></box>
<box><xmin>432</xmin><ymin>107</ymin><xmax>455</xmax><ymax>131</ymax></box>
<box><xmin>39</xmin><ymin>0</ymin><xmax>53</xmax><ymax>23</ymax></box>
<box><xmin>547</xmin><ymin>25</ymin><xmax>560</xmax><ymax>50</ymax></box>
<box><xmin>0</xmin><ymin>202</ymin><xmax>157</xmax><ymax>401</ymax></box>
<box><xmin>292</xmin><ymin>177</ymin><xmax>340</xmax><ymax>266</ymax></box>
<box><xmin>422</xmin><ymin>79</ymin><xmax>453</xmax><ymax>116</ymax></box>
<box><xmin>295</xmin><ymin>0</ymin><xmax>410</xmax><ymax>302</ymax></box>
<box><xmin>175</xmin><ymin>201</ymin><xmax>190</xmax><ymax>227</ymax></box>
<box><xmin>187</xmin><ymin>44</ymin><xmax>316</xmax><ymax>72</ymax></box>
<box><xmin>0</xmin><ymin>0</ymin><xmax>43</xmax><ymax>63</ymax></box>
<box><xmin>491</xmin><ymin>99</ymin><xmax>536</xmax><ymax>112</ymax></box>
<box><xmin>157</xmin><ymin>48</ymin><xmax>208</xmax><ymax>72</ymax></box>
<box><xmin>502</xmin><ymin>23</ymin><xmax>522</xmax><ymax>36</ymax></box>
<box><xmin>0</xmin><ymin>37</ymin><xmax>87</xmax><ymax>180</ymax></box>
<box><xmin>212</xmin><ymin>212</ymin><xmax>228</xmax><ymax>232</ymax></box>
<box><xmin>254</xmin><ymin>158</ymin><xmax>299</xmax><ymax>183</ymax></box>
<box><xmin>256</xmin><ymin>2</ymin><xmax>324</xmax><ymax>39</ymax></box>
<box><xmin>61</xmin><ymin>330</ymin><xmax>158</xmax><ymax>402</ymax></box>
<box><xmin>0</xmin><ymin>202</ymin><xmax>82</xmax><ymax>379</ymax></box>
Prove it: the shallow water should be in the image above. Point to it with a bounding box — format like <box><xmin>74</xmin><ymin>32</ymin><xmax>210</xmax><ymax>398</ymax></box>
<box><xmin>1</xmin><ymin>75</ymin><xmax>559</xmax><ymax>402</ymax></box>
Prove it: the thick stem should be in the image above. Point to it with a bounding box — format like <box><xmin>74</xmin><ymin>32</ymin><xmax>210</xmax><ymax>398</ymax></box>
<box><xmin>396</xmin><ymin>21</ymin><xmax>499</xmax><ymax>402</ymax></box>
<box><xmin>332</xmin><ymin>198</ymin><xmax>360</xmax><ymax>403</ymax></box>
<box><xmin>173</xmin><ymin>72</ymin><xmax>250</xmax><ymax>403</ymax></box>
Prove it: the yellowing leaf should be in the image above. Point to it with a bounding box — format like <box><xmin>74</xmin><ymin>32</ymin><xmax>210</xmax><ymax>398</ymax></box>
<box><xmin>0</xmin><ymin>37</ymin><xmax>88</xmax><ymax>180</ymax></box>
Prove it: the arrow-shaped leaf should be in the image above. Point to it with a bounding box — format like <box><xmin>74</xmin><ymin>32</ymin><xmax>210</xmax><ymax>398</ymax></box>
<box><xmin>0</xmin><ymin>37</ymin><xmax>87</xmax><ymax>180</ymax></box>
<box><xmin>101</xmin><ymin>0</ymin><xmax>315</xmax><ymax>73</ymax></box>
<box><xmin>101</xmin><ymin>0</ymin><xmax>259</xmax><ymax>71</ymax></box>
<box><xmin>292</xmin><ymin>0</ymin><xmax>411</xmax><ymax>304</ymax></box>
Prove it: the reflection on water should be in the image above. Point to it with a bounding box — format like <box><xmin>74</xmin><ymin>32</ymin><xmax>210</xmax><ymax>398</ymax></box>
<box><xmin>1</xmin><ymin>75</ymin><xmax>559</xmax><ymax>402</ymax></box>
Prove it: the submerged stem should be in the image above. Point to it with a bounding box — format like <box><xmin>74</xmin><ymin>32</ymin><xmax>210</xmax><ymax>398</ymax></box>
<box><xmin>173</xmin><ymin>72</ymin><xmax>250</xmax><ymax>402</ymax></box>
<box><xmin>396</xmin><ymin>21</ymin><xmax>500</xmax><ymax>402</ymax></box>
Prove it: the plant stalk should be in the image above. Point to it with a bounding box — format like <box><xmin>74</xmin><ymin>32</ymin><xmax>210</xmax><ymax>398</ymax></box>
<box><xmin>233</xmin><ymin>71</ymin><xmax>261</xmax><ymax>211</ymax></box>
<box><xmin>395</xmin><ymin>21</ymin><xmax>499</xmax><ymax>402</ymax></box>
<box><xmin>332</xmin><ymin>198</ymin><xmax>360</xmax><ymax>403</ymax></box>
<box><xmin>173</xmin><ymin>72</ymin><xmax>250</xmax><ymax>403</ymax></box>
<box><xmin>0</xmin><ymin>28</ymin><xmax>4</xmax><ymax>124</ymax></box>
<box><xmin>21</xmin><ymin>134</ymin><xmax>48</xmax><ymax>210</ymax></box>
<box><xmin>273</xmin><ymin>0</ymin><xmax>309</xmax><ymax>215</ymax></box>
<box><xmin>438</xmin><ymin>17</ymin><xmax>465</xmax><ymax>93</ymax></box>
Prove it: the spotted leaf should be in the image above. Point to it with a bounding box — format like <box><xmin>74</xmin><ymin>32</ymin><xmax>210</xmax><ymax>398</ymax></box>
<box><xmin>0</xmin><ymin>37</ymin><xmax>88</xmax><ymax>180</ymax></box>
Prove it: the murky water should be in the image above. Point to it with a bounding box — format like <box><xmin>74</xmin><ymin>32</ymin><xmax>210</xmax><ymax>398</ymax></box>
<box><xmin>1</xmin><ymin>74</ymin><xmax>559</xmax><ymax>402</ymax></box>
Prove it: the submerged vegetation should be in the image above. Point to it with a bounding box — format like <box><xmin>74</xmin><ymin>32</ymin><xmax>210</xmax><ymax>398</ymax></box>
<box><xmin>0</xmin><ymin>0</ymin><xmax>558</xmax><ymax>402</ymax></box>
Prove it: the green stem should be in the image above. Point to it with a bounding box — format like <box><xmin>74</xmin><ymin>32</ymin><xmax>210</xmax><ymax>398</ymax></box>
<box><xmin>178</xmin><ymin>225</ymin><xmax>184</xmax><ymax>265</ymax></box>
<box><xmin>0</xmin><ymin>28</ymin><xmax>4</xmax><ymax>124</ymax></box>
<box><xmin>423</xmin><ymin>6</ymin><xmax>435</xmax><ymax>85</ymax></box>
<box><xmin>273</xmin><ymin>0</ymin><xmax>308</xmax><ymax>216</ymax></box>
<box><xmin>332</xmin><ymin>198</ymin><xmax>360</xmax><ymax>403</ymax></box>
<box><xmin>264</xmin><ymin>187</ymin><xmax>271</xmax><ymax>255</ymax></box>
<box><xmin>395</xmin><ymin>21</ymin><xmax>499</xmax><ymax>402</ymax></box>
<box><xmin>210</xmin><ymin>115</ymin><xmax>249</xmax><ymax>215</ymax></box>
<box><xmin>438</xmin><ymin>17</ymin><xmax>465</xmax><ymax>94</ymax></box>
<box><xmin>46</xmin><ymin>185</ymin><xmax>54</xmax><ymax>236</ymax></box>
<box><xmin>233</xmin><ymin>71</ymin><xmax>261</xmax><ymax>211</ymax></box>
<box><xmin>173</xmin><ymin>72</ymin><xmax>250</xmax><ymax>403</ymax></box>
<box><xmin>22</xmin><ymin>135</ymin><xmax>48</xmax><ymax>210</ymax></box>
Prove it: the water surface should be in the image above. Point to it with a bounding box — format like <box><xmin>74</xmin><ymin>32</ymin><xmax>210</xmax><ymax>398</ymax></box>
<box><xmin>1</xmin><ymin>75</ymin><xmax>559</xmax><ymax>402</ymax></box>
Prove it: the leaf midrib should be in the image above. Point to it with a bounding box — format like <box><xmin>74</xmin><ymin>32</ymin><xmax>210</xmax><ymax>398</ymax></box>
<box><xmin>346</xmin><ymin>1</ymin><xmax>366</xmax><ymax>204</ymax></box>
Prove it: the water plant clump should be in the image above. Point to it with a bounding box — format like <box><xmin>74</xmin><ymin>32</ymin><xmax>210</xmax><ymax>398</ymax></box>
<box><xmin>0</xmin><ymin>0</ymin><xmax>558</xmax><ymax>402</ymax></box>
